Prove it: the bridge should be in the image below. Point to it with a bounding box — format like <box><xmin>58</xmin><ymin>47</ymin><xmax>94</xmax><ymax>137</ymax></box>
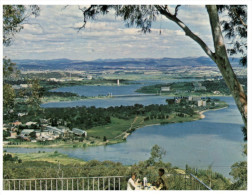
<box><xmin>3</xmin><ymin>174</ymin><xmax>212</xmax><ymax>190</ymax></box>
<box><xmin>107</xmin><ymin>93</ymin><xmax>160</xmax><ymax>98</ymax></box>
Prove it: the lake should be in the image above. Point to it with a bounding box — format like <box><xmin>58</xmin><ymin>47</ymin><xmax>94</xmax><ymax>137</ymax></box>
<box><xmin>6</xmin><ymin>81</ymin><xmax>246</xmax><ymax>178</ymax></box>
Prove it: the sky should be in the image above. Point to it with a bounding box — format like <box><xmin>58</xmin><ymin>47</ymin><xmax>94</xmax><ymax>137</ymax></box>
<box><xmin>3</xmin><ymin>5</ymin><xmax>218</xmax><ymax>61</ymax></box>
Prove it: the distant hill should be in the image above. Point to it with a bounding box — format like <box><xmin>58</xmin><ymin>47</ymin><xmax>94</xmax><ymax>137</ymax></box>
<box><xmin>12</xmin><ymin>57</ymin><xmax>241</xmax><ymax>71</ymax></box>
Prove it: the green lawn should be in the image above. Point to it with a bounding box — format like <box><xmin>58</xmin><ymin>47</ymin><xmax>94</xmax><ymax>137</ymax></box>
<box><xmin>87</xmin><ymin>117</ymin><xmax>134</xmax><ymax>139</ymax></box>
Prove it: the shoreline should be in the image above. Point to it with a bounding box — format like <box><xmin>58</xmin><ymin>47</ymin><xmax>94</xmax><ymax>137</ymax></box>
<box><xmin>199</xmin><ymin>106</ymin><xmax>229</xmax><ymax>119</ymax></box>
<box><xmin>4</xmin><ymin>105</ymin><xmax>228</xmax><ymax>149</ymax></box>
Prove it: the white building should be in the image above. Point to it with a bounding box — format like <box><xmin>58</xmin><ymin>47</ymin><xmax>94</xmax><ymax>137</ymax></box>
<box><xmin>20</xmin><ymin>84</ymin><xmax>32</xmax><ymax>88</ymax></box>
<box><xmin>20</xmin><ymin>129</ymin><xmax>35</xmax><ymax>136</ymax></box>
<box><xmin>26</xmin><ymin>121</ymin><xmax>37</xmax><ymax>126</ymax></box>
<box><xmin>87</xmin><ymin>75</ymin><xmax>92</xmax><ymax>80</ymax></box>
<box><xmin>161</xmin><ymin>87</ymin><xmax>171</xmax><ymax>92</ymax></box>
<box><xmin>198</xmin><ymin>100</ymin><xmax>207</xmax><ymax>107</ymax></box>
<box><xmin>72</xmin><ymin>128</ymin><xmax>87</xmax><ymax>137</ymax></box>
<box><xmin>45</xmin><ymin>126</ymin><xmax>64</xmax><ymax>135</ymax></box>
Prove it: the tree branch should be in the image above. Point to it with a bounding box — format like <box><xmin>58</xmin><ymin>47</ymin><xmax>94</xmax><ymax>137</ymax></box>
<box><xmin>174</xmin><ymin>5</ymin><xmax>181</xmax><ymax>16</ymax></box>
<box><xmin>232</xmin><ymin>7</ymin><xmax>247</xmax><ymax>28</ymax></box>
<box><xmin>78</xmin><ymin>5</ymin><xmax>95</xmax><ymax>31</ymax></box>
<box><xmin>206</xmin><ymin>5</ymin><xmax>227</xmax><ymax>58</ymax></box>
<box><xmin>155</xmin><ymin>5</ymin><xmax>215</xmax><ymax>61</ymax></box>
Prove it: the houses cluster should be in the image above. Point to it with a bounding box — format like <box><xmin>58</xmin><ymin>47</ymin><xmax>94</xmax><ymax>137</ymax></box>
<box><xmin>170</xmin><ymin>96</ymin><xmax>208</xmax><ymax>107</ymax></box>
<box><xmin>3</xmin><ymin>120</ymin><xmax>87</xmax><ymax>143</ymax></box>
<box><xmin>12</xmin><ymin>84</ymin><xmax>32</xmax><ymax>90</ymax></box>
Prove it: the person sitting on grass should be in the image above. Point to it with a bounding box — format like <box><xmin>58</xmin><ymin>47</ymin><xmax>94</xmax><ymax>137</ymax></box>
<box><xmin>127</xmin><ymin>172</ymin><xmax>139</xmax><ymax>190</ymax></box>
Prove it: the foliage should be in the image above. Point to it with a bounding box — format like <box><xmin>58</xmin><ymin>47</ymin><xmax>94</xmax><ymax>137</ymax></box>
<box><xmin>228</xmin><ymin>161</ymin><xmax>247</xmax><ymax>190</ymax></box>
<box><xmin>3</xmin><ymin>145</ymin><xmax>233</xmax><ymax>190</ymax></box>
<box><xmin>27</xmin><ymin>78</ymin><xmax>43</xmax><ymax>115</ymax></box>
<box><xmin>218</xmin><ymin>5</ymin><xmax>247</xmax><ymax>66</ymax></box>
<box><xmin>146</xmin><ymin>144</ymin><xmax>166</xmax><ymax>166</ymax></box>
<box><xmin>3</xmin><ymin>5</ymin><xmax>40</xmax><ymax>46</ymax></box>
<box><xmin>3</xmin><ymin>57</ymin><xmax>20</xmax><ymax>80</ymax></box>
<box><xmin>137</xmin><ymin>78</ymin><xmax>247</xmax><ymax>96</ymax></box>
<box><xmin>3</xmin><ymin>153</ymin><xmax>19</xmax><ymax>162</ymax></box>
<box><xmin>185</xmin><ymin>165</ymin><xmax>231</xmax><ymax>190</ymax></box>
<box><xmin>3</xmin><ymin>83</ymin><xmax>15</xmax><ymax>115</ymax></box>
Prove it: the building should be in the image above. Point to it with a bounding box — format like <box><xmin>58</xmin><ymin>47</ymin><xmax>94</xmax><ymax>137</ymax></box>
<box><xmin>175</xmin><ymin>98</ymin><xmax>181</xmax><ymax>104</ymax></box>
<box><xmin>45</xmin><ymin>126</ymin><xmax>64</xmax><ymax>135</ymax></box>
<box><xmin>72</xmin><ymin>128</ymin><xmax>87</xmax><ymax>137</ymax></box>
<box><xmin>198</xmin><ymin>100</ymin><xmax>207</xmax><ymax>107</ymax></box>
<box><xmin>10</xmin><ymin>132</ymin><xmax>18</xmax><ymax>138</ymax></box>
<box><xmin>20</xmin><ymin>84</ymin><xmax>32</xmax><ymax>88</ymax></box>
<box><xmin>18</xmin><ymin>113</ymin><xmax>28</xmax><ymax>117</ymax></box>
<box><xmin>20</xmin><ymin>129</ymin><xmax>35</xmax><ymax>136</ymax></box>
<box><xmin>161</xmin><ymin>87</ymin><xmax>171</xmax><ymax>92</ymax></box>
<box><xmin>213</xmin><ymin>91</ymin><xmax>221</xmax><ymax>95</ymax></box>
<box><xmin>87</xmin><ymin>75</ymin><xmax>92</xmax><ymax>80</ymax></box>
<box><xmin>36</xmin><ymin>131</ymin><xmax>50</xmax><ymax>137</ymax></box>
<box><xmin>12</xmin><ymin>85</ymin><xmax>21</xmax><ymax>90</ymax></box>
<box><xmin>12</xmin><ymin>121</ymin><xmax>22</xmax><ymax>126</ymax></box>
<box><xmin>26</xmin><ymin>121</ymin><xmax>37</xmax><ymax>126</ymax></box>
<box><xmin>192</xmin><ymin>97</ymin><xmax>201</xmax><ymax>102</ymax></box>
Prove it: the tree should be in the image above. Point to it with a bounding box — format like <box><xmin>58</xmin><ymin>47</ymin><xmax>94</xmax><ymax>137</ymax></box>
<box><xmin>27</xmin><ymin>78</ymin><xmax>43</xmax><ymax>116</ymax></box>
<box><xmin>77</xmin><ymin>5</ymin><xmax>247</xmax><ymax>129</ymax></box>
<box><xmin>29</xmin><ymin>131</ymin><xmax>37</xmax><ymax>139</ymax></box>
<box><xmin>3</xmin><ymin>5</ymin><xmax>40</xmax><ymax>46</ymax></box>
<box><xmin>3</xmin><ymin>5</ymin><xmax>40</xmax><ymax>118</ymax></box>
<box><xmin>3</xmin><ymin>83</ymin><xmax>15</xmax><ymax>115</ymax></box>
<box><xmin>3</xmin><ymin>57</ymin><xmax>20</xmax><ymax>81</ymax></box>
<box><xmin>3</xmin><ymin>58</ymin><xmax>19</xmax><ymax>116</ymax></box>
<box><xmin>146</xmin><ymin>144</ymin><xmax>166</xmax><ymax>166</ymax></box>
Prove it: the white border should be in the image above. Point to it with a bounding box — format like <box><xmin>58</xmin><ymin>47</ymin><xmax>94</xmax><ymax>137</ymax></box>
<box><xmin>1</xmin><ymin>1</ymin><xmax>251</xmax><ymax>195</ymax></box>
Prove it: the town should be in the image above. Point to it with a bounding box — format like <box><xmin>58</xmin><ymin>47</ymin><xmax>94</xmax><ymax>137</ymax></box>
<box><xmin>3</xmin><ymin>120</ymin><xmax>87</xmax><ymax>145</ymax></box>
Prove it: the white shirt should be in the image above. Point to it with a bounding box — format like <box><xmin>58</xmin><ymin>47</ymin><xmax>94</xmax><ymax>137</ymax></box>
<box><xmin>127</xmin><ymin>178</ymin><xmax>137</xmax><ymax>190</ymax></box>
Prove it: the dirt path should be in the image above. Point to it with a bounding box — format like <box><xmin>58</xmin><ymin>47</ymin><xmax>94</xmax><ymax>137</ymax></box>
<box><xmin>114</xmin><ymin>116</ymin><xmax>141</xmax><ymax>139</ymax></box>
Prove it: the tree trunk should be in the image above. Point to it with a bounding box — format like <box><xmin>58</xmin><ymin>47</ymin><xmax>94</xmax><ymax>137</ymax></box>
<box><xmin>156</xmin><ymin>4</ymin><xmax>247</xmax><ymax>128</ymax></box>
<box><xmin>214</xmin><ymin>54</ymin><xmax>247</xmax><ymax>127</ymax></box>
<box><xmin>206</xmin><ymin>5</ymin><xmax>247</xmax><ymax>128</ymax></box>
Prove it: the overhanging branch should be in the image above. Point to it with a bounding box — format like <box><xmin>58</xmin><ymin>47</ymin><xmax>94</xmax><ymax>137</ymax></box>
<box><xmin>155</xmin><ymin>5</ymin><xmax>215</xmax><ymax>61</ymax></box>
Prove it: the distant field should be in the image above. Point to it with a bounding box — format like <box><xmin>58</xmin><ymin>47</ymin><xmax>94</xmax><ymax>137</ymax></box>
<box><xmin>9</xmin><ymin>152</ymin><xmax>86</xmax><ymax>165</ymax></box>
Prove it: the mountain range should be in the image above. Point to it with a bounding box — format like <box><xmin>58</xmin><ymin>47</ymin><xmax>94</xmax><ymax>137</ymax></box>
<box><xmin>12</xmin><ymin>56</ymin><xmax>241</xmax><ymax>71</ymax></box>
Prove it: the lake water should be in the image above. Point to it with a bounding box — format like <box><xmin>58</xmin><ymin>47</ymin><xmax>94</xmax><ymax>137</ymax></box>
<box><xmin>41</xmin><ymin>79</ymin><xmax>199</xmax><ymax>108</ymax></box>
<box><xmin>6</xmin><ymin>81</ymin><xmax>246</xmax><ymax>178</ymax></box>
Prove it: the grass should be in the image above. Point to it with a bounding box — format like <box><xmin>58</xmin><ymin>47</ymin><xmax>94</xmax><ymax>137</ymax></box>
<box><xmin>9</xmin><ymin>152</ymin><xmax>86</xmax><ymax>165</ymax></box>
<box><xmin>87</xmin><ymin>117</ymin><xmax>134</xmax><ymax>139</ymax></box>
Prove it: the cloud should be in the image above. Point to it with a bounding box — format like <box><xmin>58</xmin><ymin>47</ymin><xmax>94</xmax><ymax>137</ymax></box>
<box><xmin>4</xmin><ymin>5</ymin><xmax>215</xmax><ymax>61</ymax></box>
